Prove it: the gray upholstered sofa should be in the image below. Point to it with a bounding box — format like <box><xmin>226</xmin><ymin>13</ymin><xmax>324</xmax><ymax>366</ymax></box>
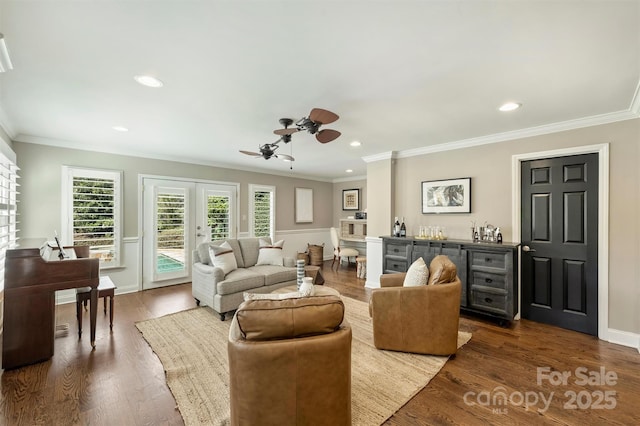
<box><xmin>192</xmin><ymin>237</ymin><xmax>297</xmax><ymax>320</ymax></box>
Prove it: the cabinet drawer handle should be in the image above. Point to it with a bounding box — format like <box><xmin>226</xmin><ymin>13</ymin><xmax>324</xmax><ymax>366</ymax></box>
<box><xmin>485</xmin><ymin>258</ymin><xmax>492</xmax><ymax>262</ymax></box>
<box><xmin>484</xmin><ymin>297</ymin><xmax>493</xmax><ymax>304</ymax></box>
<box><xmin>393</xmin><ymin>264</ymin><xmax>398</xmax><ymax>268</ymax></box>
<box><xmin>485</xmin><ymin>278</ymin><xmax>493</xmax><ymax>284</ymax></box>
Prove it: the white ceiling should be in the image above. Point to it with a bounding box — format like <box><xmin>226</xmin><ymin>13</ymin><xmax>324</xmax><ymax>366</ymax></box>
<box><xmin>1</xmin><ymin>1</ymin><xmax>639</xmax><ymax>181</ymax></box>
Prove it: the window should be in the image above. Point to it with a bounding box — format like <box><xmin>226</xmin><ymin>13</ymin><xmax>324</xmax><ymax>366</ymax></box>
<box><xmin>155</xmin><ymin>189</ymin><xmax>186</xmax><ymax>276</ymax></box>
<box><xmin>62</xmin><ymin>166</ymin><xmax>122</xmax><ymax>267</ymax></box>
<box><xmin>207</xmin><ymin>193</ymin><xmax>231</xmax><ymax>240</ymax></box>
<box><xmin>249</xmin><ymin>184</ymin><xmax>275</xmax><ymax>240</ymax></box>
<box><xmin>0</xmin><ymin>153</ymin><xmax>19</xmax><ymax>291</ymax></box>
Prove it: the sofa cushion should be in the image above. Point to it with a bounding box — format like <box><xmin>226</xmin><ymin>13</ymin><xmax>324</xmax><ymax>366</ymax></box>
<box><xmin>256</xmin><ymin>238</ymin><xmax>284</xmax><ymax>266</ymax></box>
<box><xmin>428</xmin><ymin>255</ymin><xmax>458</xmax><ymax>285</ymax></box>
<box><xmin>239</xmin><ymin>237</ymin><xmax>268</xmax><ymax>267</ymax></box>
<box><xmin>247</xmin><ymin>265</ymin><xmax>297</xmax><ymax>286</ymax></box>
<box><xmin>235</xmin><ymin>296</ymin><xmax>344</xmax><ymax>341</ymax></box>
<box><xmin>216</xmin><ymin>268</ymin><xmax>264</xmax><ymax>295</ymax></box>
<box><xmin>403</xmin><ymin>257</ymin><xmax>429</xmax><ymax>287</ymax></box>
<box><xmin>209</xmin><ymin>241</ymin><xmax>238</xmax><ymax>275</ymax></box>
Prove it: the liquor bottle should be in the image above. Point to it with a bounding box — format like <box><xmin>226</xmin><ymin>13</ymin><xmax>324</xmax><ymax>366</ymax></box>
<box><xmin>400</xmin><ymin>217</ymin><xmax>406</xmax><ymax>237</ymax></box>
<box><xmin>393</xmin><ymin>217</ymin><xmax>400</xmax><ymax>237</ymax></box>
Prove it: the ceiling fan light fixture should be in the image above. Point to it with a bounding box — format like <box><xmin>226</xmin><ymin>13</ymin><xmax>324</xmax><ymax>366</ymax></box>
<box><xmin>134</xmin><ymin>75</ymin><xmax>164</xmax><ymax>88</ymax></box>
<box><xmin>0</xmin><ymin>33</ymin><xmax>14</xmax><ymax>72</ymax></box>
<box><xmin>350</xmin><ymin>141</ymin><xmax>361</xmax><ymax>147</ymax></box>
<box><xmin>499</xmin><ymin>102</ymin><xmax>521</xmax><ymax>112</ymax></box>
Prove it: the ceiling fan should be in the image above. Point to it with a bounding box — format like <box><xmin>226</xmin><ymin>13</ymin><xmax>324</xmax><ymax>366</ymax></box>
<box><xmin>273</xmin><ymin>108</ymin><xmax>341</xmax><ymax>143</ymax></box>
<box><xmin>239</xmin><ymin>142</ymin><xmax>294</xmax><ymax>161</ymax></box>
<box><xmin>239</xmin><ymin>118</ymin><xmax>296</xmax><ymax>161</ymax></box>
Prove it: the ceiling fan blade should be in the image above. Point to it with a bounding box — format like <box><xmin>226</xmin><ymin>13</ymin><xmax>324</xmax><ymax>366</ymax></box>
<box><xmin>309</xmin><ymin>108</ymin><xmax>339</xmax><ymax>125</ymax></box>
<box><xmin>316</xmin><ymin>129</ymin><xmax>341</xmax><ymax>143</ymax></box>
<box><xmin>239</xmin><ymin>150</ymin><xmax>262</xmax><ymax>157</ymax></box>
<box><xmin>275</xmin><ymin>154</ymin><xmax>295</xmax><ymax>162</ymax></box>
<box><xmin>274</xmin><ymin>128</ymin><xmax>300</xmax><ymax>136</ymax></box>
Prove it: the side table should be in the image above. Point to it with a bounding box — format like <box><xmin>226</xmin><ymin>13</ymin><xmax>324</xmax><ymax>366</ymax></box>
<box><xmin>356</xmin><ymin>256</ymin><xmax>367</xmax><ymax>279</ymax></box>
<box><xmin>304</xmin><ymin>265</ymin><xmax>325</xmax><ymax>285</ymax></box>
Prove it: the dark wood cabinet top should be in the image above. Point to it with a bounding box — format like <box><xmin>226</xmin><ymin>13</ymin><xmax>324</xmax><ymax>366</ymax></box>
<box><xmin>381</xmin><ymin>236</ymin><xmax>520</xmax><ymax>249</ymax></box>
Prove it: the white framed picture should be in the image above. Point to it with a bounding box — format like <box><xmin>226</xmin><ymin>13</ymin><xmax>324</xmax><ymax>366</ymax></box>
<box><xmin>295</xmin><ymin>187</ymin><xmax>313</xmax><ymax>223</ymax></box>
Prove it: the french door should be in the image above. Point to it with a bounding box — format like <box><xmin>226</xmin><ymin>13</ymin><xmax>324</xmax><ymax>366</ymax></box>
<box><xmin>142</xmin><ymin>178</ymin><xmax>237</xmax><ymax>289</ymax></box>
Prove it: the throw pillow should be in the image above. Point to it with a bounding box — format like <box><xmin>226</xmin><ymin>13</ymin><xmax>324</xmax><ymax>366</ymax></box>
<box><xmin>428</xmin><ymin>255</ymin><xmax>458</xmax><ymax>285</ymax></box>
<box><xmin>256</xmin><ymin>238</ymin><xmax>285</xmax><ymax>266</ymax></box>
<box><xmin>403</xmin><ymin>257</ymin><xmax>429</xmax><ymax>287</ymax></box>
<box><xmin>208</xmin><ymin>241</ymin><xmax>238</xmax><ymax>275</ymax></box>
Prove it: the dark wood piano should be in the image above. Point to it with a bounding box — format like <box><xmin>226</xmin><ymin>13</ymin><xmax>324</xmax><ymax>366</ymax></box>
<box><xmin>2</xmin><ymin>244</ymin><xmax>100</xmax><ymax>370</ymax></box>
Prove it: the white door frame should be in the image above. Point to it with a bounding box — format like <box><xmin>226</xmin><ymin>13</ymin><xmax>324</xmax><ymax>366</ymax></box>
<box><xmin>511</xmin><ymin>143</ymin><xmax>609</xmax><ymax>340</ymax></box>
<box><xmin>137</xmin><ymin>174</ymin><xmax>240</xmax><ymax>291</ymax></box>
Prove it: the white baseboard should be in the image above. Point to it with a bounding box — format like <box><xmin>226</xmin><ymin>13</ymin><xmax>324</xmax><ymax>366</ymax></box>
<box><xmin>56</xmin><ymin>238</ymin><xmax>140</xmax><ymax>304</ymax></box>
<box><xmin>605</xmin><ymin>328</ymin><xmax>640</xmax><ymax>351</ymax></box>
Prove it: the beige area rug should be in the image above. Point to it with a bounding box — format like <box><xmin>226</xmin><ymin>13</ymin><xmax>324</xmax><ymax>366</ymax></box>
<box><xmin>136</xmin><ymin>297</ymin><xmax>471</xmax><ymax>426</ymax></box>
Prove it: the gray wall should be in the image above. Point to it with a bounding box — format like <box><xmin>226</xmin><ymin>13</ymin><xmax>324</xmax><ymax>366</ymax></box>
<box><xmin>369</xmin><ymin>118</ymin><xmax>640</xmax><ymax>334</ymax></box>
<box><xmin>332</xmin><ymin>178</ymin><xmax>367</xmax><ymax>225</ymax></box>
<box><xmin>13</xmin><ymin>142</ymin><xmax>335</xmax><ymax>240</ymax></box>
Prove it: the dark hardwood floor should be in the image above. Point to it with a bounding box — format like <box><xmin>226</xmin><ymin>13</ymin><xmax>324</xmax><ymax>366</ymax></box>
<box><xmin>1</xmin><ymin>261</ymin><xmax>638</xmax><ymax>425</ymax></box>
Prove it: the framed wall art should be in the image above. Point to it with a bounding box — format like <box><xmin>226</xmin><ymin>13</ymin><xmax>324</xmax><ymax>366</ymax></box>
<box><xmin>295</xmin><ymin>187</ymin><xmax>314</xmax><ymax>223</ymax></box>
<box><xmin>342</xmin><ymin>188</ymin><xmax>360</xmax><ymax>211</ymax></box>
<box><xmin>421</xmin><ymin>177</ymin><xmax>471</xmax><ymax>214</ymax></box>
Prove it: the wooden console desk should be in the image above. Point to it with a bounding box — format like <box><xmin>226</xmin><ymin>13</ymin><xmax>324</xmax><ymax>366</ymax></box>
<box><xmin>339</xmin><ymin>219</ymin><xmax>367</xmax><ymax>256</ymax></box>
<box><xmin>2</xmin><ymin>244</ymin><xmax>100</xmax><ymax>370</ymax></box>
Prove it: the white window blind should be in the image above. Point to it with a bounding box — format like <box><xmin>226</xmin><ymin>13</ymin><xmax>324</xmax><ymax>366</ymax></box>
<box><xmin>62</xmin><ymin>167</ymin><xmax>122</xmax><ymax>267</ymax></box>
<box><xmin>249</xmin><ymin>184</ymin><xmax>275</xmax><ymax>240</ymax></box>
<box><xmin>208</xmin><ymin>194</ymin><xmax>230</xmax><ymax>240</ymax></box>
<box><xmin>155</xmin><ymin>190</ymin><xmax>186</xmax><ymax>274</ymax></box>
<box><xmin>0</xmin><ymin>155</ymin><xmax>19</xmax><ymax>291</ymax></box>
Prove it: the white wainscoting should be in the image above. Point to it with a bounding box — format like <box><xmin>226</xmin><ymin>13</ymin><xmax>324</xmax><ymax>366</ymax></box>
<box><xmin>275</xmin><ymin>228</ymin><xmax>333</xmax><ymax>260</ymax></box>
<box><xmin>55</xmin><ymin>231</ymin><xmax>334</xmax><ymax>305</ymax></box>
<box><xmin>56</xmin><ymin>237</ymin><xmax>140</xmax><ymax>305</ymax></box>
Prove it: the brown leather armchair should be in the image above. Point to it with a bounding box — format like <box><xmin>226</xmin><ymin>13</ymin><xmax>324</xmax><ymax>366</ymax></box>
<box><xmin>228</xmin><ymin>295</ymin><xmax>352</xmax><ymax>426</ymax></box>
<box><xmin>369</xmin><ymin>255</ymin><xmax>461</xmax><ymax>356</ymax></box>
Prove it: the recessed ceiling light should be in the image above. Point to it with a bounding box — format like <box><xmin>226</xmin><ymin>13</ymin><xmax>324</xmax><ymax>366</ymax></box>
<box><xmin>350</xmin><ymin>141</ymin><xmax>361</xmax><ymax>147</ymax></box>
<box><xmin>112</xmin><ymin>126</ymin><xmax>129</xmax><ymax>132</ymax></box>
<box><xmin>499</xmin><ymin>102</ymin><xmax>521</xmax><ymax>112</ymax></box>
<box><xmin>134</xmin><ymin>75</ymin><xmax>164</xmax><ymax>88</ymax></box>
<box><xmin>346</xmin><ymin>169</ymin><xmax>353</xmax><ymax>173</ymax></box>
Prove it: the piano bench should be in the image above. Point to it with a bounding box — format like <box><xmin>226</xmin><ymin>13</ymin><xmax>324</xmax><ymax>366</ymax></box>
<box><xmin>76</xmin><ymin>276</ymin><xmax>117</xmax><ymax>339</ymax></box>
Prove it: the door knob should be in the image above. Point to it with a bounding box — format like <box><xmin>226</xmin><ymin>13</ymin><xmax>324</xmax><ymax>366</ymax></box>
<box><xmin>196</xmin><ymin>233</ymin><xmax>205</xmax><ymax>237</ymax></box>
<box><xmin>522</xmin><ymin>245</ymin><xmax>536</xmax><ymax>252</ymax></box>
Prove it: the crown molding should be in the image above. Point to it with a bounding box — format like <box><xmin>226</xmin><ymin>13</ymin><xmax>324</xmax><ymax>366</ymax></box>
<box><xmin>361</xmin><ymin>151</ymin><xmax>396</xmax><ymax>163</ymax></box>
<box><xmin>0</xmin><ymin>104</ymin><xmax>16</xmax><ymax>140</ymax></box>
<box><xmin>332</xmin><ymin>175</ymin><xmax>367</xmax><ymax>183</ymax></box>
<box><xmin>395</xmin><ymin>108</ymin><xmax>639</xmax><ymax>159</ymax></box>
<box><xmin>12</xmin><ymin>134</ymin><xmax>336</xmax><ymax>183</ymax></box>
